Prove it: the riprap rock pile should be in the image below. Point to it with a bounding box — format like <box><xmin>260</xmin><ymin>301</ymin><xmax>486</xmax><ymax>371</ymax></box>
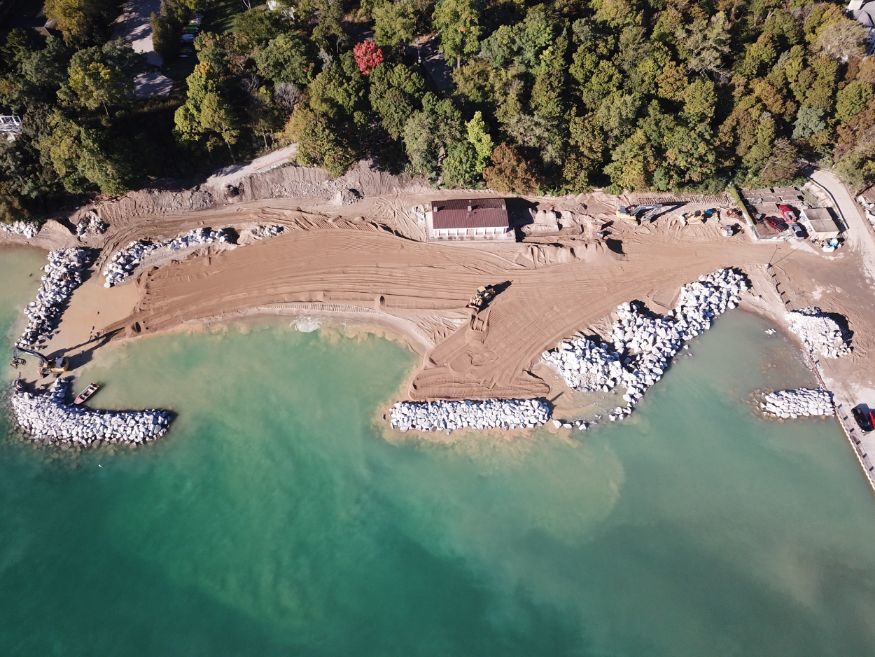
<box><xmin>786</xmin><ymin>307</ymin><xmax>850</xmax><ymax>358</ymax></box>
<box><xmin>75</xmin><ymin>211</ymin><xmax>108</xmax><ymax>238</ymax></box>
<box><xmin>761</xmin><ymin>388</ymin><xmax>834</xmax><ymax>418</ymax></box>
<box><xmin>544</xmin><ymin>268</ymin><xmax>749</xmax><ymax>422</ymax></box>
<box><xmin>389</xmin><ymin>398</ymin><xmax>551</xmax><ymax>432</ymax></box>
<box><xmin>251</xmin><ymin>224</ymin><xmax>285</xmax><ymax>239</ymax></box>
<box><xmin>1</xmin><ymin>220</ymin><xmax>40</xmax><ymax>239</ymax></box>
<box><xmin>542</xmin><ymin>335</ymin><xmax>622</xmax><ymax>391</ymax></box>
<box><xmin>103</xmin><ymin>227</ymin><xmax>235</xmax><ymax>287</ymax></box>
<box><xmin>10</xmin><ymin>378</ymin><xmax>173</xmax><ymax>447</ymax></box>
<box><xmin>17</xmin><ymin>248</ymin><xmax>95</xmax><ymax>349</ymax></box>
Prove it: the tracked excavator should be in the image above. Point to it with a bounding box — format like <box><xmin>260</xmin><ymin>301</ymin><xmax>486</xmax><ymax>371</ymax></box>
<box><xmin>9</xmin><ymin>346</ymin><xmax>69</xmax><ymax>377</ymax></box>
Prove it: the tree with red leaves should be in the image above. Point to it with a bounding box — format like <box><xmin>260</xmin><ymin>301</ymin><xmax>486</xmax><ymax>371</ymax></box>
<box><xmin>353</xmin><ymin>40</ymin><xmax>384</xmax><ymax>76</ymax></box>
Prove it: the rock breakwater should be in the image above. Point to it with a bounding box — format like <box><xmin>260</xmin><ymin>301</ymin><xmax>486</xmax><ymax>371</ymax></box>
<box><xmin>786</xmin><ymin>307</ymin><xmax>850</xmax><ymax>358</ymax></box>
<box><xmin>17</xmin><ymin>248</ymin><xmax>95</xmax><ymax>350</ymax></box>
<box><xmin>760</xmin><ymin>388</ymin><xmax>834</xmax><ymax>419</ymax></box>
<box><xmin>103</xmin><ymin>227</ymin><xmax>235</xmax><ymax>287</ymax></box>
<box><xmin>10</xmin><ymin>378</ymin><xmax>172</xmax><ymax>447</ymax></box>
<box><xmin>544</xmin><ymin>268</ymin><xmax>749</xmax><ymax>422</ymax></box>
<box><xmin>389</xmin><ymin>398</ymin><xmax>551</xmax><ymax>432</ymax></box>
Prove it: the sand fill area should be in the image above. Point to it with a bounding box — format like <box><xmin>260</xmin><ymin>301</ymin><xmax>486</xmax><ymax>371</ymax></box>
<box><xmin>34</xmin><ymin>198</ymin><xmax>867</xmax><ymax>406</ymax></box>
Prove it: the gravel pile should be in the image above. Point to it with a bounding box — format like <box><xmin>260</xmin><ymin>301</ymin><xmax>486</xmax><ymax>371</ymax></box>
<box><xmin>103</xmin><ymin>227</ymin><xmax>235</xmax><ymax>287</ymax></box>
<box><xmin>389</xmin><ymin>398</ymin><xmax>551</xmax><ymax>432</ymax></box>
<box><xmin>17</xmin><ymin>248</ymin><xmax>95</xmax><ymax>350</ymax></box>
<box><xmin>0</xmin><ymin>220</ymin><xmax>40</xmax><ymax>239</ymax></box>
<box><xmin>10</xmin><ymin>378</ymin><xmax>172</xmax><ymax>447</ymax></box>
<box><xmin>786</xmin><ymin>307</ymin><xmax>850</xmax><ymax>358</ymax></box>
<box><xmin>761</xmin><ymin>388</ymin><xmax>834</xmax><ymax>419</ymax></box>
<box><xmin>544</xmin><ymin>268</ymin><xmax>749</xmax><ymax>422</ymax></box>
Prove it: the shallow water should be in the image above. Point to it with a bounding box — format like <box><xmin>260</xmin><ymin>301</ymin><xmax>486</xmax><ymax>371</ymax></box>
<box><xmin>1</xmin><ymin>250</ymin><xmax>875</xmax><ymax>657</ymax></box>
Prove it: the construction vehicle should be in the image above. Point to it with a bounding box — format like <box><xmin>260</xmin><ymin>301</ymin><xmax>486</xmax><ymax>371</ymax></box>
<box><xmin>467</xmin><ymin>285</ymin><xmax>498</xmax><ymax>312</ymax></box>
<box><xmin>10</xmin><ymin>346</ymin><xmax>69</xmax><ymax>377</ymax></box>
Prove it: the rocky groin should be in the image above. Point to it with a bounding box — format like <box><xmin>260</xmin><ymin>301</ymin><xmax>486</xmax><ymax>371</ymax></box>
<box><xmin>544</xmin><ymin>268</ymin><xmax>749</xmax><ymax>422</ymax></box>
<box><xmin>17</xmin><ymin>248</ymin><xmax>95</xmax><ymax>350</ymax></box>
<box><xmin>389</xmin><ymin>398</ymin><xmax>551</xmax><ymax>433</ymax></box>
<box><xmin>103</xmin><ymin>227</ymin><xmax>235</xmax><ymax>287</ymax></box>
<box><xmin>786</xmin><ymin>307</ymin><xmax>850</xmax><ymax>358</ymax></box>
<box><xmin>10</xmin><ymin>378</ymin><xmax>172</xmax><ymax>447</ymax></box>
<box><xmin>760</xmin><ymin>388</ymin><xmax>834</xmax><ymax>419</ymax></box>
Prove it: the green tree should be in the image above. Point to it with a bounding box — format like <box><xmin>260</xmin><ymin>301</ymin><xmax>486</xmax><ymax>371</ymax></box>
<box><xmin>284</xmin><ymin>105</ymin><xmax>356</xmax><ymax>176</ymax></box>
<box><xmin>60</xmin><ymin>40</ymin><xmax>139</xmax><ymax>114</ymax></box>
<box><xmin>373</xmin><ymin>0</ymin><xmax>418</xmax><ymax>48</ymax></box>
<box><xmin>308</xmin><ymin>52</ymin><xmax>366</xmax><ymax>121</ymax></box>
<box><xmin>174</xmin><ymin>46</ymin><xmax>241</xmax><ymax>156</ymax></box>
<box><xmin>255</xmin><ymin>33</ymin><xmax>314</xmax><ymax>86</ymax></box>
<box><xmin>682</xmin><ymin>78</ymin><xmax>717</xmax><ymax>123</ymax></box>
<box><xmin>44</xmin><ymin>0</ymin><xmax>114</xmax><ymax>45</ymax></box>
<box><xmin>836</xmin><ymin>81</ymin><xmax>874</xmax><ymax>124</ymax></box>
<box><xmin>465</xmin><ymin>111</ymin><xmax>493</xmax><ymax>172</ymax></box>
<box><xmin>441</xmin><ymin>141</ymin><xmax>479</xmax><ymax>187</ymax></box>
<box><xmin>369</xmin><ymin>63</ymin><xmax>425</xmax><ymax>139</ymax></box>
<box><xmin>432</xmin><ymin>0</ymin><xmax>481</xmax><ymax>68</ymax></box>
<box><xmin>38</xmin><ymin>111</ymin><xmax>132</xmax><ymax>194</ymax></box>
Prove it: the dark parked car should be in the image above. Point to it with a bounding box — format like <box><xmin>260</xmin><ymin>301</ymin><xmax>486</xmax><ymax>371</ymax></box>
<box><xmin>764</xmin><ymin>216</ymin><xmax>788</xmax><ymax>232</ymax></box>
<box><xmin>852</xmin><ymin>404</ymin><xmax>874</xmax><ymax>432</ymax></box>
<box><xmin>790</xmin><ymin>223</ymin><xmax>807</xmax><ymax>239</ymax></box>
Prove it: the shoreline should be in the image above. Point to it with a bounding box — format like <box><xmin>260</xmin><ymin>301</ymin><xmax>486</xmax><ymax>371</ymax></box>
<box><xmin>3</xmin><ymin>177</ymin><xmax>875</xmax><ymax>486</ymax></box>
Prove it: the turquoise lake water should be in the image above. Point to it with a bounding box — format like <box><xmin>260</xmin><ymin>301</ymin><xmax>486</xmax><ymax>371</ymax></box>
<box><xmin>2</xmin><ymin>247</ymin><xmax>875</xmax><ymax>656</ymax></box>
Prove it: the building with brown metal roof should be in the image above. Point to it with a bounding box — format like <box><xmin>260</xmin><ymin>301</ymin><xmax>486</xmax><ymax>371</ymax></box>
<box><xmin>427</xmin><ymin>198</ymin><xmax>513</xmax><ymax>241</ymax></box>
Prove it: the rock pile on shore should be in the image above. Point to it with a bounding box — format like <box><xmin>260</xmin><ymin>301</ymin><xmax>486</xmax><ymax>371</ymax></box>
<box><xmin>389</xmin><ymin>398</ymin><xmax>551</xmax><ymax>432</ymax></box>
<box><xmin>0</xmin><ymin>220</ymin><xmax>40</xmax><ymax>238</ymax></box>
<box><xmin>786</xmin><ymin>307</ymin><xmax>850</xmax><ymax>358</ymax></box>
<box><xmin>761</xmin><ymin>388</ymin><xmax>834</xmax><ymax>418</ymax></box>
<box><xmin>10</xmin><ymin>378</ymin><xmax>172</xmax><ymax>447</ymax></box>
<box><xmin>544</xmin><ymin>268</ymin><xmax>749</xmax><ymax>422</ymax></box>
<box><xmin>543</xmin><ymin>335</ymin><xmax>623</xmax><ymax>391</ymax></box>
<box><xmin>17</xmin><ymin>248</ymin><xmax>95</xmax><ymax>349</ymax></box>
<box><xmin>75</xmin><ymin>211</ymin><xmax>108</xmax><ymax>238</ymax></box>
<box><xmin>103</xmin><ymin>227</ymin><xmax>235</xmax><ymax>287</ymax></box>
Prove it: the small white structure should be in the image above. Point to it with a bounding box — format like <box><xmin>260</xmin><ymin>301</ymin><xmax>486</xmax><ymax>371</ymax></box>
<box><xmin>0</xmin><ymin>115</ymin><xmax>22</xmax><ymax>141</ymax></box>
<box><xmin>426</xmin><ymin>198</ymin><xmax>514</xmax><ymax>241</ymax></box>
<box><xmin>801</xmin><ymin>207</ymin><xmax>843</xmax><ymax>240</ymax></box>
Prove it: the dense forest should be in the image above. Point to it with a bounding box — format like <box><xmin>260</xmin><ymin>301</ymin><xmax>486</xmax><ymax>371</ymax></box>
<box><xmin>1</xmin><ymin>0</ymin><xmax>874</xmax><ymax>223</ymax></box>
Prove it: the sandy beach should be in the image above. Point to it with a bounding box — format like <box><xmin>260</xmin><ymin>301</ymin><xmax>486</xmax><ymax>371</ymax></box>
<box><xmin>7</xmin><ymin>167</ymin><xmax>875</xmax><ymax>447</ymax></box>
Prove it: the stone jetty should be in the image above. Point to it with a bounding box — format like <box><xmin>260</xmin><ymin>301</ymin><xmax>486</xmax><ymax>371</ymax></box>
<box><xmin>389</xmin><ymin>398</ymin><xmax>551</xmax><ymax>432</ymax></box>
<box><xmin>10</xmin><ymin>378</ymin><xmax>172</xmax><ymax>447</ymax></box>
<box><xmin>17</xmin><ymin>248</ymin><xmax>95</xmax><ymax>350</ymax></box>
<box><xmin>760</xmin><ymin>388</ymin><xmax>834</xmax><ymax>419</ymax></box>
<box><xmin>786</xmin><ymin>307</ymin><xmax>850</xmax><ymax>358</ymax></box>
<box><xmin>544</xmin><ymin>268</ymin><xmax>750</xmax><ymax>422</ymax></box>
<box><xmin>103</xmin><ymin>227</ymin><xmax>235</xmax><ymax>287</ymax></box>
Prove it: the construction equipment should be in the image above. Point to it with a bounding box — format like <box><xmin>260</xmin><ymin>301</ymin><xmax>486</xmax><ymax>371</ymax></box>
<box><xmin>10</xmin><ymin>346</ymin><xmax>69</xmax><ymax>377</ymax></box>
<box><xmin>467</xmin><ymin>285</ymin><xmax>498</xmax><ymax>312</ymax></box>
<box><xmin>617</xmin><ymin>204</ymin><xmax>665</xmax><ymax>224</ymax></box>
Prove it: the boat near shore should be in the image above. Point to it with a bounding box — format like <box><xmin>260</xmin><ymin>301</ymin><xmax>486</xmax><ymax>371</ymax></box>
<box><xmin>73</xmin><ymin>382</ymin><xmax>100</xmax><ymax>406</ymax></box>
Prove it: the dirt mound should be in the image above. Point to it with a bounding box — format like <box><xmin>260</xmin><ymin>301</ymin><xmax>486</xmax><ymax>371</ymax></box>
<box><xmin>72</xmin><ymin>188</ymin><xmax>216</xmax><ymax>225</ymax></box>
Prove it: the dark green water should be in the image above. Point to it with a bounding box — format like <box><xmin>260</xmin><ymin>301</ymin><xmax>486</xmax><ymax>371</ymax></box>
<box><xmin>2</xmin><ymin>248</ymin><xmax>875</xmax><ymax>657</ymax></box>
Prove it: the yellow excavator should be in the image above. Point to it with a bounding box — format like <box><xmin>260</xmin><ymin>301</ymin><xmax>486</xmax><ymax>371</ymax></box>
<box><xmin>10</xmin><ymin>346</ymin><xmax>69</xmax><ymax>377</ymax></box>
